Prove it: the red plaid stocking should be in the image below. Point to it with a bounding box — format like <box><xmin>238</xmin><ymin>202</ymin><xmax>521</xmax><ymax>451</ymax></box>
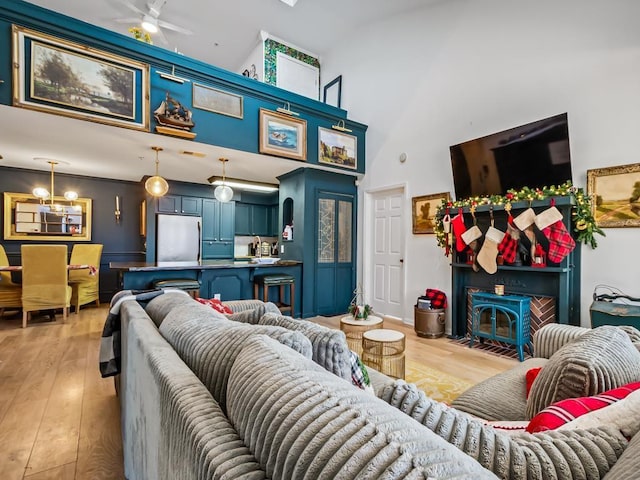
<box><xmin>542</xmin><ymin>220</ymin><xmax>576</xmax><ymax>263</ymax></box>
<box><xmin>498</xmin><ymin>220</ymin><xmax>520</xmax><ymax>264</ymax></box>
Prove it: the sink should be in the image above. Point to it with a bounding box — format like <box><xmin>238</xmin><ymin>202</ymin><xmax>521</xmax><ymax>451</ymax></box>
<box><xmin>251</xmin><ymin>257</ymin><xmax>280</xmax><ymax>264</ymax></box>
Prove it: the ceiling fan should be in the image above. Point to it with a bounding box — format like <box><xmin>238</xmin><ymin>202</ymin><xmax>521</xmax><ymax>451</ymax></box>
<box><xmin>111</xmin><ymin>0</ymin><xmax>193</xmax><ymax>44</ymax></box>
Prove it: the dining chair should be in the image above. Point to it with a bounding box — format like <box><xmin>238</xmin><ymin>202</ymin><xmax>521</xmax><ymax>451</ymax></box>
<box><xmin>0</xmin><ymin>244</ymin><xmax>22</xmax><ymax>319</ymax></box>
<box><xmin>68</xmin><ymin>243</ymin><xmax>103</xmax><ymax>314</ymax></box>
<box><xmin>21</xmin><ymin>244</ymin><xmax>71</xmax><ymax>328</ymax></box>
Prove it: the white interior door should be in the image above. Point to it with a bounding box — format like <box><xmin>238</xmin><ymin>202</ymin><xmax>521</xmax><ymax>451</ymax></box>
<box><xmin>369</xmin><ymin>188</ymin><xmax>404</xmax><ymax>319</ymax></box>
<box><xmin>276</xmin><ymin>52</ymin><xmax>319</xmax><ymax>100</ymax></box>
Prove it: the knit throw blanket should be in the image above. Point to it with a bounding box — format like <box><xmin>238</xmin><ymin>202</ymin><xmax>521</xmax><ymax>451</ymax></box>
<box><xmin>99</xmin><ymin>288</ymin><xmax>189</xmax><ymax>377</ymax></box>
<box><xmin>381</xmin><ymin>381</ymin><xmax>628</xmax><ymax>480</ymax></box>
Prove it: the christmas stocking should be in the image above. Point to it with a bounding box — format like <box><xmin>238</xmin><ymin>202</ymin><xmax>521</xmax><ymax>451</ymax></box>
<box><xmin>451</xmin><ymin>213</ymin><xmax>468</xmax><ymax>252</ymax></box>
<box><xmin>442</xmin><ymin>213</ymin><xmax>451</xmax><ymax>257</ymax></box>
<box><xmin>513</xmin><ymin>207</ymin><xmax>537</xmax><ymax>259</ymax></box>
<box><xmin>534</xmin><ymin>206</ymin><xmax>576</xmax><ymax>263</ymax></box>
<box><xmin>498</xmin><ymin>218</ymin><xmax>520</xmax><ymax>264</ymax></box>
<box><xmin>461</xmin><ymin>225</ymin><xmax>482</xmax><ymax>272</ymax></box>
<box><xmin>477</xmin><ymin>226</ymin><xmax>505</xmax><ymax>274</ymax></box>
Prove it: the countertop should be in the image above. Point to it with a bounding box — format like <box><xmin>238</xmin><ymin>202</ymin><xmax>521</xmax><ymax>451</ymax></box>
<box><xmin>109</xmin><ymin>259</ymin><xmax>301</xmax><ymax>271</ymax></box>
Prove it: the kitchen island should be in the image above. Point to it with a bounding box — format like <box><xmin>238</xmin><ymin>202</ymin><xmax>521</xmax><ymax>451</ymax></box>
<box><xmin>109</xmin><ymin>260</ymin><xmax>302</xmax><ymax>317</ymax></box>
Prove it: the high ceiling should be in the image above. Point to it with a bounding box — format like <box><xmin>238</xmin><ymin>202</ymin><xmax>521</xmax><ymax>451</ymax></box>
<box><xmin>0</xmin><ymin>0</ymin><xmax>435</xmax><ymax>186</ymax></box>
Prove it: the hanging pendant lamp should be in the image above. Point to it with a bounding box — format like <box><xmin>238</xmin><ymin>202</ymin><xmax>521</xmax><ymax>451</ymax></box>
<box><xmin>145</xmin><ymin>146</ymin><xmax>169</xmax><ymax>197</ymax></box>
<box><xmin>32</xmin><ymin>159</ymin><xmax>79</xmax><ymax>212</ymax></box>
<box><xmin>214</xmin><ymin>157</ymin><xmax>233</xmax><ymax>203</ymax></box>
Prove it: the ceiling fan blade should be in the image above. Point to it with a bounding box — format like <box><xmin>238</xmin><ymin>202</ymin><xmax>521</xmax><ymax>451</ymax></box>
<box><xmin>147</xmin><ymin>0</ymin><xmax>167</xmax><ymax>17</ymax></box>
<box><xmin>110</xmin><ymin>0</ymin><xmax>145</xmax><ymax>16</ymax></box>
<box><xmin>154</xmin><ymin>27</ymin><xmax>169</xmax><ymax>45</ymax></box>
<box><xmin>113</xmin><ymin>17</ymin><xmax>143</xmax><ymax>24</ymax></box>
<box><xmin>157</xmin><ymin>19</ymin><xmax>192</xmax><ymax>35</ymax></box>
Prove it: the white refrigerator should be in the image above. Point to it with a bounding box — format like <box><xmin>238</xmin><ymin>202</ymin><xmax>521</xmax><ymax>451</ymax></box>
<box><xmin>156</xmin><ymin>214</ymin><xmax>202</xmax><ymax>262</ymax></box>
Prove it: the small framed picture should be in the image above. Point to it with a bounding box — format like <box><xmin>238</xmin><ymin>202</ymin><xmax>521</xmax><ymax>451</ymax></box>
<box><xmin>259</xmin><ymin>108</ymin><xmax>307</xmax><ymax>161</ymax></box>
<box><xmin>318</xmin><ymin>127</ymin><xmax>357</xmax><ymax>170</ymax></box>
<box><xmin>412</xmin><ymin>192</ymin><xmax>451</xmax><ymax>234</ymax></box>
<box><xmin>587</xmin><ymin>162</ymin><xmax>640</xmax><ymax>228</ymax></box>
<box><xmin>192</xmin><ymin>83</ymin><xmax>243</xmax><ymax>119</ymax></box>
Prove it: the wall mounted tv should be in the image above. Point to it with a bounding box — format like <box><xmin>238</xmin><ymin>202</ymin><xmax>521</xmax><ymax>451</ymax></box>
<box><xmin>449</xmin><ymin>113</ymin><xmax>573</xmax><ymax>200</ymax></box>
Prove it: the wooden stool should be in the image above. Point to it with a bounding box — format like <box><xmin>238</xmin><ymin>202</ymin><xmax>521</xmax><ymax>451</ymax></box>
<box><xmin>152</xmin><ymin>279</ymin><xmax>200</xmax><ymax>298</ymax></box>
<box><xmin>362</xmin><ymin>329</ymin><xmax>406</xmax><ymax>379</ymax></box>
<box><xmin>340</xmin><ymin>315</ymin><xmax>384</xmax><ymax>355</ymax></box>
<box><xmin>253</xmin><ymin>274</ymin><xmax>294</xmax><ymax>316</ymax></box>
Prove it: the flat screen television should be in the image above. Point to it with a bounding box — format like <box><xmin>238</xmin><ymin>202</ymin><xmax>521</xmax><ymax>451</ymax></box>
<box><xmin>449</xmin><ymin>113</ymin><xmax>572</xmax><ymax>200</ymax></box>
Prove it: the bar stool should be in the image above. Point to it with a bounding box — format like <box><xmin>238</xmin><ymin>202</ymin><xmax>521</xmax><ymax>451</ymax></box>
<box><xmin>152</xmin><ymin>279</ymin><xmax>200</xmax><ymax>298</ymax></box>
<box><xmin>253</xmin><ymin>274</ymin><xmax>294</xmax><ymax>316</ymax></box>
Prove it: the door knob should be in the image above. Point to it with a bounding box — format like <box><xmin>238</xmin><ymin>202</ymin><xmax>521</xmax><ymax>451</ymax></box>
<box><xmin>400</xmin><ymin>259</ymin><xmax>404</xmax><ymax>263</ymax></box>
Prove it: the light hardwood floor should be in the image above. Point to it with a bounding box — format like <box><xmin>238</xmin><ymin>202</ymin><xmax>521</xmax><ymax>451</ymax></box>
<box><xmin>0</xmin><ymin>306</ymin><xmax>517</xmax><ymax>479</ymax></box>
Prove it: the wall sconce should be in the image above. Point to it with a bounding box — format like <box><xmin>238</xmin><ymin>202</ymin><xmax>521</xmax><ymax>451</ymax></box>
<box><xmin>276</xmin><ymin>102</ymin><xmax>299</xmax><ymax>116</ymax></box>
<box><xmin>331</xmin><ymin>119</ymin><xmax>352</xmax><ymax>133</ymax></box>
<box><xmin>115</xmin><ymin>195</ymin><xmax>121</xmax><ymax>224</ymax></box>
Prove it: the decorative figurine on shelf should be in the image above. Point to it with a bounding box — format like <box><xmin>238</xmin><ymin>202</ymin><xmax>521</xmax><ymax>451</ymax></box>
<box><xmin>348</xmin><ymin>284</ymin><xmax>372</xmax><ymax>320</ymax></box>
<box><xmin>154</xmin><ymin>92</ymin><xmax>196</xmax><ymax>139</ymax></box>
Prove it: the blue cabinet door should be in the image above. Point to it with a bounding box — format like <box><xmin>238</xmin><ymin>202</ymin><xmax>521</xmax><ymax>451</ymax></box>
<box><xmin>202</xmin><ymin>198</ymin><xmax>235</xmax><ymax>258</ymax></box>
<box><xmin>219</xmin><ymin>201</ymin><xmax>235</xmax><ymax>241</ymax></box>
<box><xmin>252</xmin><ymin>204</ymin><xmax>269</xmax><ymax>236</ymax></box>
<box><xmin>201</xmin><ymin>198</ymin><xmax>217</xmax><ymax>240</ymax></box>
<box><xmin>235</xmin><ymin>203</ymin><xmax>251</xmax><ymax>235</ymax></box>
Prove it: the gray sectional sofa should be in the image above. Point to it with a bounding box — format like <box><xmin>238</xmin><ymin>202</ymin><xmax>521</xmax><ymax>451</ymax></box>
<box><xmin>117</xmin><ymin>292</ymin><xmax>638</xmax><ymax>479</ymax></box>
<box><xmin>118</xmin><ymin>292</ymin><xmax>496</xmax><ymax>479</ymax></box>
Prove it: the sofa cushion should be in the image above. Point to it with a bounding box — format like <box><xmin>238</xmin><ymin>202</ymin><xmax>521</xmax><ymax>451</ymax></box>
<box><xmin>226</xmin><ymin>335</ymin><xmax>497</xmax><ymax>479</ymax></box>
<box><xmin>526</xmin><ymin>325</ymin><xmax>640</xmax><ymax>419</ymax></box>
<box><xmin>258</xmin><ymin>312</ymin><xmax>352</xmax><ymax>381</ymax></box>
<box><xmin>221</xmin><ymin>299</ymin><xmax>281</xmax><ymax>324</ymax></box>
<box><xmin>159</xmin><ymin>304</ymin><xmax>313</xmax><ymax>412</ymax></box>
<box><xmin>604</xmin><ymin>422</ymin><xmax>640</xmax><ymax>480</ymax></box>
<box><xmin>146</xmin><ymin>293</ymin><xmax>214</xmax><ymax>327</ymax></box>
<box><xmin>527</xmin><ymin>381</ymin><xmax>640</xmax><ymax>433</ymax></box>
<box><xmin>451</xmin><ymin>357</ymin><xmax>549</xmax><ymax>421</ymax></box>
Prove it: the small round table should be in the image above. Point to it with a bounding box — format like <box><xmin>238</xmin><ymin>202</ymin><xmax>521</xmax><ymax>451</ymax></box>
<box><xmin>340</xmin><ymin>315</ymin><xmax>383</xmax><ymax>355</ymax></box>
<box><xmin>361</xmin><ymin>329</ymin><xmax>406</xmax><ymax>379</ymax></box>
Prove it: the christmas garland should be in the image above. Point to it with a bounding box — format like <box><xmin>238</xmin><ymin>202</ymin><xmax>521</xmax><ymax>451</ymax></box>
<box><xmin>434</xmin><ymin>181</ymin><xmax>605</xmax><ymax>250</ymax></box>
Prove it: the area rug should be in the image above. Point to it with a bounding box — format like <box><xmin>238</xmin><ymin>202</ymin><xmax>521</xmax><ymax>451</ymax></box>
<box><xmin>405</xmin><ymin>359</ymin><xmax>474</xmax><ymax>405</ymax></box>
<box><xmin>450</xmin><ymin>337</ymin><xmax>532</xmax><ymax>361</ymax></box>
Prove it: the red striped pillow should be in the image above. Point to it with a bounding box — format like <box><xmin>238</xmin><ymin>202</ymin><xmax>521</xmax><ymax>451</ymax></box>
<box><xmin>195</xmin><ymin>297</ymin><xmax>233</xmax><ymax>314</ymax></box>
<box><xmin>527</xmin><ymin>381</ymin><xmax>640</xmax><ymax>433</ymax></box>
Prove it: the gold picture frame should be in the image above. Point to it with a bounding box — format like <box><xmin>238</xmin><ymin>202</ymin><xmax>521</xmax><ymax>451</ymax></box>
<box><xmin>318</xmin><ymin>127</ymin><xmax>357</xmax><ymax>170</ymax></box>
<box><xmin>259</xmin><ymin>108</ymin><xmax>307</xmax><ymax>161</ymax></box>
<box><xmin>587</xmin><ymin>162</ymin><xmax>640</xmax><ymax>228</ymax></box>
<box><xmin>192</xmin><ymin>83</ymin><xmax>244</xmax><ymax>119</ymax></box>
<box><xmin>412</xmin><ymin>192</ymin><xmax>451</xmax><ymax>234</ymax></box>
<box><xmin>12</xmin><ymin>25</ymin><xmax>150</xmax><ymax>131</ymax></box>
<box><xmin>3</xmin><ymin>192</ymin><xmax>92</xmax><ymax>241</ymax></box>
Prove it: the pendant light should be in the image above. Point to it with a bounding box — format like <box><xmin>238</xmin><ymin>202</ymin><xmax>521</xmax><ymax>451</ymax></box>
<box><xmin>214</xmin><ymin>157</ymin><xmax>233</xmax><ymax>203</ymax></box>
<box><xmin>145</xmin><ymin>146</ymin><xmax>169</xmax><ymax>197</ymax></box>
<box><xmin>32</xmin><ymin>159</ymin><xmax>79</xmax><ymax>212</ymax></box>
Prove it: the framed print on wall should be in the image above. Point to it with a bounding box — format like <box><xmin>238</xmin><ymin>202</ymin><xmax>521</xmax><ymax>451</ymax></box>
<box><xmin>12</xmin><ymin>25</ymin><xmax>150</xmax><ymax>131</ymax></box>
<box><xmin>587</xmin><ymin>162</ymin><xmax>640</xmax><ymax>228</ymax></box>
<box><xmin>318</xmin><ymin>127</ymin><xmax>357</xmax><ymax>170</ymax></box>
<box><xmin>412</xmin><ymin>192</ymin><xmax>451</xmax><ymax>234</ymax></box>
<box><xmin>259</xmin><ymin>108</ymin><xmax>307</xmax><ymax>161</ymax></box>
<box><xmin>192</xmin><ymin>83</ymin><xmax>244</xmax><ymax>119</ymax></box>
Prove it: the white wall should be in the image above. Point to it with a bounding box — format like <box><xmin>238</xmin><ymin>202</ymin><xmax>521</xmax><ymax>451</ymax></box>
<box><xmin>322</xmin><ymin>0</ymin><xmax>640</xmax><ymax>328</ymax></box>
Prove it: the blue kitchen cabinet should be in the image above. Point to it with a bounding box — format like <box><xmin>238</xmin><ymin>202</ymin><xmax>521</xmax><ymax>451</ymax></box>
<box><xmin>157</xmin><ymin>195</ymin><xmax>201</xmax><ymax>215</ymax></box>
<box><xmin>235</xmin><ymin>203</ymin><xmax>274</xmax><ymax>236</ymax></box>
<box><xmin>202</xmin><ymin>199</ymin><xmax>235</xmax><ymax>258</ymax></box>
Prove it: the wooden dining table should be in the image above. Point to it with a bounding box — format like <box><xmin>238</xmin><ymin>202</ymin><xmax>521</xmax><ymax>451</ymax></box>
<box><xmin>0</xmin><ymin>264</ymin><xmax>97</xmax><ymax>275</ymax></box>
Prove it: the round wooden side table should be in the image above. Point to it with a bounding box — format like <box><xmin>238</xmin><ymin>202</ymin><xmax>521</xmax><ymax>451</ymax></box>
<box><xmin>361</xmin><ymin>329</ymin><xmax>406</xmax><ymax>379</ymax></box>
<box><xmin>340</xmin><ymin>315</ymin><xmax>383</xmax><ymax>355</ymax></box>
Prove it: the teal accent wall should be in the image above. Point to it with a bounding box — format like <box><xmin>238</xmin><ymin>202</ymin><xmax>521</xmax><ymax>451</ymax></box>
<box><xmin>0</xmin><ymin>0</ymin><xmax>367</xmax><ymax>174</ymax></box>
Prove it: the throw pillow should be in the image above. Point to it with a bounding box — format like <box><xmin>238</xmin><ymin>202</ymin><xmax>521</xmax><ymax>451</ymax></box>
<box><xmin>525</xmin><ymin>367</ymin><xmax>542</xmax><ymax>399</ymax></box>
<box><xmin>527</xmin><ymin>381</ymin><xmax>640</xmax><ymax>433</ymax></box>
<box><xmin>526</xmin><ymin>325</ymin><xmax>640</xmax><ymax>419</ymax></box>
<box><xmin>349</xmin><ymin>350</ymin><xmax>373</xmax><ymax>393</ymax></box>
<box><xmin>558</xmin><ymin>389</ymin><xmax>640</xmax><ymax>439</ymax></box>
<box><xmin>195</xmin><ymin>297</ymin><xmax>233</xmax><ymax>314</ymax></box>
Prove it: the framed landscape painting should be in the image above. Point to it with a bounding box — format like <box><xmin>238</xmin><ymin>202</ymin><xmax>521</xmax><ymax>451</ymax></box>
<box><xmin>412</xmin><ymin>192</ymin><xmax>451</xmax><ymax>234</ymax></box>
<box><xmin>318</xmin><ymin>127</ymin><xmax>357</xmax><ymax>170</ymax></box>
<box><xmin>587</xmin><ymin>162</ymin><xmax>640</xmax><ymax>228</ymax></box>
<box><xmin>12</xmin><ymin>25</ymin><xmax>149</xmax><ymax>131</ymax></box>
<box><xmin>259</xmin><ymin>108</ymin><xmax>307</xmax><ymax>161</ymax></box>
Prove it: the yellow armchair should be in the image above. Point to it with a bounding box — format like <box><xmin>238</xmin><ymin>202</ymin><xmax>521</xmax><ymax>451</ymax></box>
<box><xmin>0</xmin><ymin>244</ymin><xmax>22</xmax><ymax>319</ymax></box>
<box><xmin>21</xmin><ymin>245</ymin><xmax>71</xmax><ymax>328</ymax></box>
<box><xmin>68</xmin><ymin>243</ymin><xmax>103</xmax><ymax>314</ymax></box>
